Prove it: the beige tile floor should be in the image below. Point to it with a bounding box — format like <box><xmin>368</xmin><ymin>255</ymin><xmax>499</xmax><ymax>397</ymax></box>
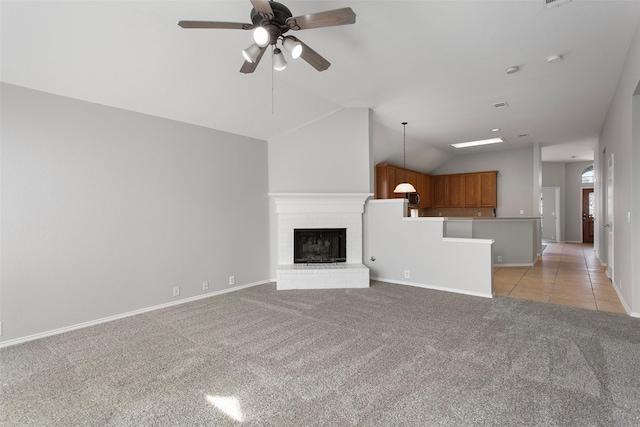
<box><xmin>493</xmin><ymin>242</ymin><xmax>626</xmax><ymax>314</ymax></box>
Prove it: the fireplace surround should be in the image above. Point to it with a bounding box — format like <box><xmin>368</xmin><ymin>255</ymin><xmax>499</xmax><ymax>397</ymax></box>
<box><xmin>270</xmin><ymin>193</ymin><xmax>372</xmax><ymax>290</ymax></box>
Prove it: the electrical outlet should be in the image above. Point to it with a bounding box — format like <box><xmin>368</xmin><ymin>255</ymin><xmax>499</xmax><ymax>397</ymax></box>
<box><xmin>173</xmin><ymin>286</ymin><xmax>180</xmax><ymax>297</ymax></box>
<box><xmin>477</xmin><ymin>212</ymin><xmax>482</xmax><ymax>216</ymax></box>
<box><xmin>203</xmin><ymin>281</ymin><xmax>209</xmax><ymax>291</ymax></box>
<box><xmin>229</xmin><ymin>276</ymin><xmax>235</xmax><ymax>286</ymax></box>
<box><xmin>519</xmin><ymin>210</ymin><xmax>524</xmax><ymax>215</ymax></box>
<box><xmin>404</xmin><ymin>270</ymin><xmax>410</xmax><ymax>279</ymax></box>
<box><xmin>497</xmin><ymin>256</ymin><xmax>502</xmax><ymax>262</ymax></box>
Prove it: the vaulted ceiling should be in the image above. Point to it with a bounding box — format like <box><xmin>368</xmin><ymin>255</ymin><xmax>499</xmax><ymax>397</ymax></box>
<box><xmin>2</xmin><ymin>1</ymin><xmax>639</xmax><ymax>172</ymax></box>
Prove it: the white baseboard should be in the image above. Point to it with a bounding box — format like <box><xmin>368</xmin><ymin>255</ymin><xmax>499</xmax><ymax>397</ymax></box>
<box><xmin>0</xmin><ymin>280</ymin><xmax>270</xmax><ymax>349</ymax></box>
<box><xmin>370</xmin><ymin>276</ymin><xmax>493</xmax><ymax>299</ymax></box>
<box><xmin>609</xmin><ymin>278</ymin><xmax>633</xmax><ymax>316</ymax></box>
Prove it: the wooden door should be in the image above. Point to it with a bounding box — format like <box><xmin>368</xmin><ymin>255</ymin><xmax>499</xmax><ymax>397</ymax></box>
<box><xmin>420</xmin><ymin>174</ymin><xmax>432</xmax><ymax>207</ymax></box>
<box><xmin>449</xmin><ymin>174</ymin><xmax>464</xmax><ymax>207</ymax></box>
<box><xmin>463</xmin><ymin>174</ymin><xmax>479</xmax><ymax>207</ymax></box>
<box><xmin>433</xmin><ymin>175</ymin><xmax>448</xmax><ymax>207</ymax></box>
<box><xmin>478</xmin><ymin>172</ymin><xmax>497</xmax><ymax>208</ymax></box>
<box><xmin>582</xmin><ymin>187</ymin><xmax>594</xmax><ymax>243</ymax></box>
<box><xmin>375</xmin><ymin>164</ymin><xmax>390</xmax><ymax>199</ymax></box>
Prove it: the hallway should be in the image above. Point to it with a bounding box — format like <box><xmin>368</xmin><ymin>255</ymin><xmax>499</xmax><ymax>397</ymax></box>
<box><xmin>493</xmin><ymin>242</ymin><xmax>626</xmax><ymax>314</ymax></box>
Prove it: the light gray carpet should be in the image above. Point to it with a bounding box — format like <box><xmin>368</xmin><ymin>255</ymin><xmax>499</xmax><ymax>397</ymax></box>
<box><xmin>2</xmin><ymin>281</ymin><xmax>640</xmax><ymax>426</ymax></box>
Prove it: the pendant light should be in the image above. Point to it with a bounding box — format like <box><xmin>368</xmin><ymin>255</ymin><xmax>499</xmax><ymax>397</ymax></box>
<box><xmin>394</xmin><ymin>122</ymin><xmax>417</xmax><ymax>193</ymax></box>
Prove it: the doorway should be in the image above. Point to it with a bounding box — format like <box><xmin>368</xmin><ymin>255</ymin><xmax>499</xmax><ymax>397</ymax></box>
<box><xmin>541</xmin><ymin>187</ymin><xmax>560</xmax><ymax>242</ymax></box>
<box><xmin>606</xmin><ymin>154</ymin><xmax>614</xmax><ymax>280</ymax></box>
<box><xmin>582</xmin><ymin>188</ymin><xmax>594</xmax><ymax>243</ymax></box>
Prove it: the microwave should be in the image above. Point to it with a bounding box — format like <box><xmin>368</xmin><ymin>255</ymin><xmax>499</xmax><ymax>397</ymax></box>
<box><xmin>407</xmin><ymin>192</ymin><xmax>421</xmax><ymax>206</ymax></box>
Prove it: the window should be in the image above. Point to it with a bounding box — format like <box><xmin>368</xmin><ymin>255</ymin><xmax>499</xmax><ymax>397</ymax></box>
<box><xmin>582</xmin><ymin>165</ymin><xmax>594</xmax><ymax>184</ymax></box>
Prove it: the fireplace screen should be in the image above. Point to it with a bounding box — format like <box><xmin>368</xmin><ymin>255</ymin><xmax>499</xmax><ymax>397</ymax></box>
<box><xmin>294</xmin><ymin>228</ymin><xmax>346</xmax><ymax>263</ymax></box>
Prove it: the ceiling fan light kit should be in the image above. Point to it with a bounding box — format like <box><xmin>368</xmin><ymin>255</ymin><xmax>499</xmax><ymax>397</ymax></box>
<box><xmin>282</xmin><ymin>36</ymin><xmax>302</xmax><ymax>59</ymax></box>
<box><xmin>179</xmin><ymin>0</ymin><xmax>356</xmax><ymax>73</ymax></box>
<box><xmin>272</xmin><ymin>48</ymin><xmax>287</xmax><ymax>70</ymax></box>
<box><xmin>253</xmin><ymin>26</ymin><xmax>270</xmax><ymax>46</ymax></box>
<box><xmin>242</xmin><ymin>43</ymin><xmax>263</xmax><ymax>63</ymax></box>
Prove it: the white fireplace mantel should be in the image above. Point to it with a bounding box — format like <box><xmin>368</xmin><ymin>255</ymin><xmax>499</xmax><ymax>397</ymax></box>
<box><xmin>269</xmin><ymin>193</ymin><xmax>373</xmax><ymax>214</ymax></box>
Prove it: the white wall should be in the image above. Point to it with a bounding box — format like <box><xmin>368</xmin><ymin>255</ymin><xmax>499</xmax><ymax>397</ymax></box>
<box><xmin>596</xmin><ymin>19</ymin><xmax>640</xmax><ymax>315</ymax></box>
<box><xmin>432</xmin><ymin>146</ymin><xmax>535</xmax><ymax>217</ymax></box>
<box><xmin>267</xmin><ymin>108</ymin><xmax>373</xmax><ymax>277</ymax></box>
<box><xmin>0</xmin><ymin>84</ymin><xmax>271</xmax><ymax>343</ymax></box>
<box><xmin>364</xmin><ymin>200</ymin><xmax>493</xmax><ymax>298</ymax></box>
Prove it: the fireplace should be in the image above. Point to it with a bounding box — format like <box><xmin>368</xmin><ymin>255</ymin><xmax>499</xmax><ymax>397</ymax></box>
<box><xmin>270</xmin><ymin>193</ymin><xmax>372</xmax><ymax>290</ymax></box>
<box><xmin>294</xmin><ymin>228</ymin><xmax>346</xmax><ymax>263</ymax></box>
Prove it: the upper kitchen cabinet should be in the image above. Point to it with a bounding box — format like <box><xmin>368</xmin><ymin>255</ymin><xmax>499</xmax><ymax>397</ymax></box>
<box><xmin>375</xmin><ymin>164</ymin><xmax>432</xmax><ymax>207</ymax></box>
<box><xmin>432</xmin><ymin>171</ymin><xmax>497</xmax><ymax>209</ymax></box>
<box><xmin>433</xmin><ymin>175</ymin><xmax>449</xmax><ymax>208</ymax></box>
<box><xmin>376</xmin><ymin>164</ymin><xmax>404</xmax><ymax>199</ymax></box>
<box><xmin>417</xmin><ymin>174</ymin><xmax>432</xmax><ymax>208</ymax></box>
<box><xmin>449</xmin><ymin>174</ymin><xmax>464</xmax><ymax>207</ymax></box>
<box><xmin>477</xmin><ymin>171</ymin><xmax>497</xmax><ymax>208</ymax></box>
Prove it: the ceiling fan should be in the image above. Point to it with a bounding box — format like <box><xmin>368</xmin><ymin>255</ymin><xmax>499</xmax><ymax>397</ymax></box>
<box><xmin>178</xmin><ymin>0</ymin><xmax>356</xmax><ymax>73</ymax></box>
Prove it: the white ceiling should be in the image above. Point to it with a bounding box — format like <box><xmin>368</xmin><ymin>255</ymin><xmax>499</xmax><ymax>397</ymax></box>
<box><xmin>2</xmin><ymin>0</ymin><xmax>639</xmax><ymax>172</ymax></box>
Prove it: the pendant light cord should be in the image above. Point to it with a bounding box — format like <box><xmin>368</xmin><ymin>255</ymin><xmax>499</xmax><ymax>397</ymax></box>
<box><xmin>402</xmin><ymin>122</ymin><xmax>408</xmax><ymax>182</ymax></box>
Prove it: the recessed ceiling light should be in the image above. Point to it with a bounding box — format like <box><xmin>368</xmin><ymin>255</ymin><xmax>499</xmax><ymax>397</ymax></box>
<box><xmin>451</xmin><ymin>137</ymin><xmax>505</xmax><ymax>149</ymax></box>
<box><xmin>493</xmin><ymin>101</ymin><xmax>509</xmax><ymax>109</ymax></box>
<box><xmin>505</xmin><ymin>66</ymin><xmax>519</xmax><ymax>74</ymax></box>
<box><xmin>547</xmin><ymin>54</ymin><xmax>562</xmax><ymax>63</ymax></box>
<box><xmin>518</xmin><ymin>133</ymin><xmax>529</xmax><ymax>137</ymax></box>
<box><xmin>491</xmin><ymin>128</ymin><xmax>500</xmax><ymax>132</ymax></box>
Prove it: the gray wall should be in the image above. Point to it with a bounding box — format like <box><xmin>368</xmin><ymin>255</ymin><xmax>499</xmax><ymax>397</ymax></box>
<box><xmin>0</xmin><ymin>84</ymin><xmax>271</xmax><ymax>342</ymax></box>
<box><xmin>268</xmin><ymin>108</ymin><xmax>373</xmax><ymax>193</ymax></box>
<box><xmin>596</xmin><ymin>19</ymin><xmax>640</xmax><ymax>314</ymax></box>
<box><xmin>432</xmin><ymin>146</ymin><xmax>535</xmax><ymax>217</ymax></box>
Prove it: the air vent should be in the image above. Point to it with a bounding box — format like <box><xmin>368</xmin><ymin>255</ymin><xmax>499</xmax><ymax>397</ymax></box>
<box><xmin>545</xmin><ymin>0</ymin><xmax>572</xmax><ymax>9</ymax></box>
<box><xmin>493</xmin><ymin>101</ymin><xmax>509</xmax><ymax>109</ymax></box>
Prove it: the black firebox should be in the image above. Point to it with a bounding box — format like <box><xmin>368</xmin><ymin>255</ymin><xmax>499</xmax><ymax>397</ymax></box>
<box><xmin>293</xmin><ymin>228</ymin><xmax>346</xmax><ymax>263</ymax></box>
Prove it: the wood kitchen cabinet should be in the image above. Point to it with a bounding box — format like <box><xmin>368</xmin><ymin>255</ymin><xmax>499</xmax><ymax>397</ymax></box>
<box><xmin>433</xmin><ymin>175</ymin><xmax>449</xmax><ymax>208</ymax></box>
<box><xmin>375</xmin><ymin>164</ymin><xmax>496</xmax><ymax>209</ymax></box>
<box><xmin>477</xmin><ymin>171</ymin><xmax>497</xmax><ymax>207</ymax></box>
<box><xmin>375</xmin><ymin>163</ymin><xmax>432</xmax><ymax>207</ymax></box>
<box><xmin>418</xmin><ymin>174</ymin><xmax>432</xmax><ymax>208</ymax></box>
<box><xmin>463</xmin><ymin>173</ymin><xmax>479</xmax><ymax>207</ymax></box>
<box><xmin>432</xmin><ymin>171</ymin><xmax>497</xmax><ymax>209</ymax></box>
<box><xmin>448</xmin><ymin>174</ymin><xmax>464</xmax><ymax>207</ymax></box>
<box><xmin>376</xmin><ymin>164</ymin><xmax>403</xmax><ymax>200</ymax></box>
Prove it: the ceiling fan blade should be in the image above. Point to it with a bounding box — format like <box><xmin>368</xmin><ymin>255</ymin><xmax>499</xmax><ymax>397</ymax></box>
<box><xmin>293</xmin><ymin>38</ymin><xmax>331</xmax><ymax>72</ymax></box>
<box><xmin>240</xmin><ymin>46</ymin><xmax>267</xmax><ymax>74</ymax></box>
<box><xmin>250</xmin><ymin>0</ymin><xmax>274</xmax><ymax>19</ymax></box>
<box><xmin>286</xmin><ymin>7</ymin><xmax>356</xmax><ymax>30</ymax></box>
<box><xmin>178</xmin><ymin>21</ymin><xmax>253</xmax><ymax>30</ymax></box>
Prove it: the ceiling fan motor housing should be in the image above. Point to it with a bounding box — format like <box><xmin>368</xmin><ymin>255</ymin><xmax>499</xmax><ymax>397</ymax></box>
<box><xmin>251</xmin><ymin>1</ymin><xmax>292</xmax><ymax>44</ymax></box>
